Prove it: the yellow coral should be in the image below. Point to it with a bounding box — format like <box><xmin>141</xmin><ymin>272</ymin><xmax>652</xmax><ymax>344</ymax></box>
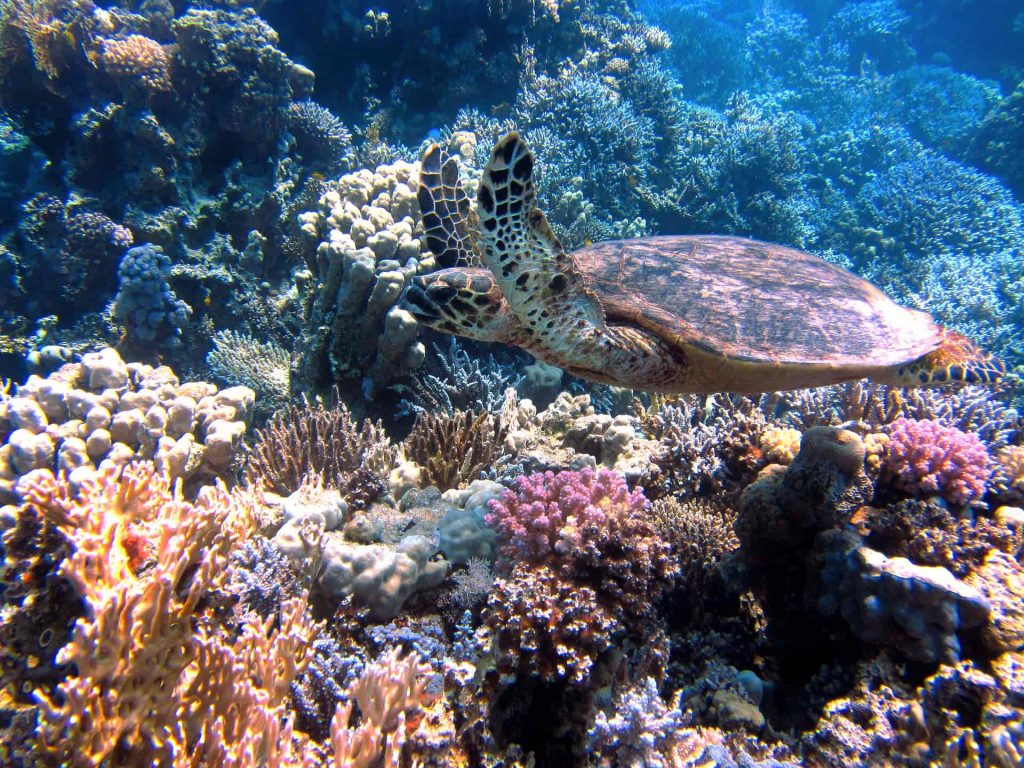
<box><xmin>993</xmin><ymin>445</ymin><xmax>1024</xmax><ymax>502</ymax></box>
<box><xmin>100</xmin><ymin>34</ymin><xmax>171</xmax><ymax>92</ymax></box>
<box><xmin>863</xmin><ymin>431</ymin><xmax>890</xmax><ymax>475</ymax></box>
<box><xmin>760</xmin><ymin>426</ymin><xmax>802</xmax><ymax>465</ymax></box>
<box><xmin>19</xmin><ymin>463</ymin><xmax>319</xmax><ymax>767</ymax></box>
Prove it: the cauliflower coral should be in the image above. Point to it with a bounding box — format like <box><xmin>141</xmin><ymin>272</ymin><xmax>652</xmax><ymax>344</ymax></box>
<box><xmin>885</xmin><ymin>417</ymin><xmax>991</xmax><ymax>506</ymax></box>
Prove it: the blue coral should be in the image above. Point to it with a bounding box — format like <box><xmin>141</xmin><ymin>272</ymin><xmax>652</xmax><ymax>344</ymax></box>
<box><xmin>112</xmin><ymin>243</ymin><xmax>191</xmax><ymax>345</ymax></box>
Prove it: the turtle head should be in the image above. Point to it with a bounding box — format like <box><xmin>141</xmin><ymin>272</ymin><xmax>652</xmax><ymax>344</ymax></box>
<box><xmin>403</xmin><ymin>267</ymin><xmax>515</xmax><ymax>343</ymax></box>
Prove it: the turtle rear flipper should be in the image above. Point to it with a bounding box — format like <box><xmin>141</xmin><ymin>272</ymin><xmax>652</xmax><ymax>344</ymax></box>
<box><xmin>881</xmin><ymin>331</ymin><xmax>1005</xmax><ymax>387</ymax></box>
<box><xmin>418</xmin><ymin>143</ymin><xmax>480</xmax><ymax>268</ymax></box>
<box><xmin>477</xmin><ymin>131</ymin><xmax>606</xmax><ymax>340</ymax></box>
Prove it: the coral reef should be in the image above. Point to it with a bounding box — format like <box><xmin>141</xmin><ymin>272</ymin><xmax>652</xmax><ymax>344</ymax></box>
<box><xmin>0</xmin><ymin>347</ymin><xmax>252</xmax><ymax>503</ymax></box>
<box><xmin>297</xmin><ymin>158</ymin><xmax>429</xmax><ymax>399</ymax></box>
<box><xmin>1</xmin><ymin>1</ymin><xmax>1023</xmax><ymax>766</ymax></box>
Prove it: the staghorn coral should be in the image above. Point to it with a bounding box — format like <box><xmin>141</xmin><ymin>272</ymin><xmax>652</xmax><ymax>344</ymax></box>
<box><xmin>99</xmin><ymin>34</ymin><xmax>171</xmax><ymax>92</ymax></box>
<box><xmin>639</xmin><ymin>394</ymin><xmax>767</xmax><ymax>501</ymax></box>
<box><xmin>884</xmin><ymin>418</ymin><xmax>991</xmax><ymax>507</ymax></box>
<box><xmin>399</xmin><ymin>337</ymin><xmax>525</xmax><ymax>417</ymax></box>
<box><xmin>402</xmin><ymin>409</ymin><xmax>509</xmax><ymax>492</ymax></box>
<box><xmin>246</xmin><ymin>397</ymin><xmax>395</xmax><ymax>498</ymax></box>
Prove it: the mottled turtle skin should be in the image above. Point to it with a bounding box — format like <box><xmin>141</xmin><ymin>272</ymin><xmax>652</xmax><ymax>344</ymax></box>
<box><xmin>403</xmin><ymin>132</ymin><xmax>1003</xmax><ymax>394</ymax></box>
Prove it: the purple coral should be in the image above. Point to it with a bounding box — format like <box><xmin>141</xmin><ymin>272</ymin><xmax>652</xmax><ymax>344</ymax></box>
<box><xmin>486</xmin><ymin>467</ymin><xmax>648</xmax><ymax>562</ymax></box>
<box><xmin>486</xmin><ymin>468</ymin><xmax>676</xmax><ymax>626</ymax></box>
<box><xmin>885</xmin><ymin>418</ymin><xmax>991</xmax><ymax>506</ymax></box>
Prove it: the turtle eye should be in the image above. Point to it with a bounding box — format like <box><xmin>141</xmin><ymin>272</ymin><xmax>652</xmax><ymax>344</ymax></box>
<box><xmin>426</xmin><ymin>284</ymin><xmax>457</xmax><ymax>304</ymax></box>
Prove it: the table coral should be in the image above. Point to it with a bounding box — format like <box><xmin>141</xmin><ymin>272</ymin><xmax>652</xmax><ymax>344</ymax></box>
<box><xmin>885</xmin><ymin>417</ymin><xmax>991</xmax><ymax>506</ymax></box>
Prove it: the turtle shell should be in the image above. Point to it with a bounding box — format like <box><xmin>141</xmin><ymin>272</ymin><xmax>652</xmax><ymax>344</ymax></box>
<box><xmin>576</xmin><ymin>235</ymin><xmax>943</xmax><ymax>368</ymax></box>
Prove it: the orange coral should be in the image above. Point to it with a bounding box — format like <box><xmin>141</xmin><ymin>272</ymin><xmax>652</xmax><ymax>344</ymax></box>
<box><xmin>100</xmin><ymin>34</ymin><xmax>171</xmax><ymax>92</ymax></box>
<box><xmin>18</xmin><ymin>463</ymin><xmax>321</xmax><ymax>767</ymax></box>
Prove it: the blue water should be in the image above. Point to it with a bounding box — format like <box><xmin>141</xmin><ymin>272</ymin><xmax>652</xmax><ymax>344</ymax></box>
<box><xmin>0</xmin><ymin>2</ymin><xmax>1022</xmax><ymax>767</ymax></box>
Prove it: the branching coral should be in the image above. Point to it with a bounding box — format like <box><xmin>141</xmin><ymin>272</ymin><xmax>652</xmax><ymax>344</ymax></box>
<box><xmin>402</xmin><ymin>409</ymin><xmax>509</xmax><ymax>491</ymax></box>
<box><xmin>650</xmin><ymin>495</ymin><xmax>738</xmax><ymax>598</ymax></box>
<box><xmin>246</xmin><ymin>397</ymin><xmax>396</xmax><ymax>497</ymax></box>
<box><xmin>288</xmin><ymin>100</ymin><xmax>353</xmax><ymax>172</ymax></box>
<box><xmin>13</xmin><ymin>463</ymin><xmax>315</xmax><ymax>766</ymax></box>
<box><xmin>884</xmin><ymin>418</ymin><xmax>991</xmax><ymax>506</ymax></box>
<box><xmin>639</xmin><ymin>394</ymin><xmax>766</xmax><ymax>500</ymax></box>
<box><xmin>487</xmin><ymin>468</ymin><xmax>676</xmax><ymax>626</ymax></box>
<box><xmin>399</xmin><ymin>337</ymin><xmax>525</xmax><ymax>416</ymax></box>
<box><xmin>328</xmin><ymin>646</ymin><xmax>433</xmax><ymax>768</ymax></box>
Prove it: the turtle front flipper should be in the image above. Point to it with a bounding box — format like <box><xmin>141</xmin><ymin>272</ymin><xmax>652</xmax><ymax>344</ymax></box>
<box><xmin>880</xmin><ymin>331</ymin><xmax>1005</xmax><ymax>387</ymax></box>
<box><xmin>418</xmin><ymin>143</ymin><xmax>480</xmax><ymax>268</ymax></box>
<box><xmin>475</xmin><ymin>132</ymin><xmax>693</xmax><ymax>390</ymax></box>
<box><xmin>477</xmin><ymin>132</ymin><xmax>607</xmax><ymax>341</ymax></box>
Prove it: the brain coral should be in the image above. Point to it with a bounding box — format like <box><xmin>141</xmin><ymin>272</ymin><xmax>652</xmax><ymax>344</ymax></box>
<box><xmin>885</xmin><ymin>418</ymin><xmax>991</xmax><ymax>506</ymax></box>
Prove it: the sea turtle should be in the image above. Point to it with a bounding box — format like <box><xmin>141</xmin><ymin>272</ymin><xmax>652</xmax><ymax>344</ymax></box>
<box><xmin>402</xmin><ymin>132</ymin><xmax>1004</xmax><ymax>393</ymax></box>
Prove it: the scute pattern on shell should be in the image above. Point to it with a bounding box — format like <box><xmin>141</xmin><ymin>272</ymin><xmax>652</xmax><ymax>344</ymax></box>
<box><xmin>577</xmin><ymin>234</ymin><xmax>943</xmax><ymax>367</ymax></box>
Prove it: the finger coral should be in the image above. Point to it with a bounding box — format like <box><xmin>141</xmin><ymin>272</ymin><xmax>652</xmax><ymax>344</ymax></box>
<box><xmin>885</xmin><ymin>417</ymin><xmax>991</xmax><ymax>506</ymax></box>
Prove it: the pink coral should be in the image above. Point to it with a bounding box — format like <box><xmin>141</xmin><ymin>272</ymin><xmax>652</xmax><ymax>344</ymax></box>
<box><xmin>486</xmin><ymin>468</ymin><xmax>676</xmax><ymax>625</ymax></box>
<box><xmin>885</xmin><ymin>418</ymin><xmax>991</xmax><ymax>506</ymax></box>
<box><xmin>486</xmin><ymin>467</ymin><xmax>648</xmax><ymax>562</ymax></box>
